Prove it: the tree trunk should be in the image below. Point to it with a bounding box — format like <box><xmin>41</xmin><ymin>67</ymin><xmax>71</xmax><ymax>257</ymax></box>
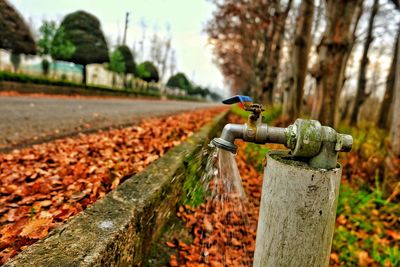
<box><xmin>262</xmin><ymin>0</ymin><xmax>293</xmax><ymax>105</ymax></box>
<box><xmin>390</xmin><ymin>31</ymin><xmax>400</xmax><ymax>156</ymax></box>
<box><xmin>123</xmin><ymin>74</ymin><xmax>128</xmax><ymax>89</ymax></box>
<box><xmin>82</xmin><ymin>64</ymin><xmax>87</xmax><ymax>85</ymax></box>
<box><xmin>383</xmin><ymin>26</ymin><xmax>400</xmax><ymax>197</ymax></box>
<box><xmin>378</xmin><ymin>26</ymin><xmax>399</xmax><ymax>129</ymax></box>
<box><xmin>311</xmin><ymin>79</ymin><xmax>322</xmax><ymax>119</ymax></box>
<box><xmin>313</xmin><ymin>0</ymin><xmax>363</xmax><ymax>127</ymax></box>
<box><xmin>350</xmin><ymin>0</ymin><xmax>379</xmax><ymax>125</ymax></box>
<box><xmin>288</xmin><ymin>0</ymin><xmax>314</xmax><ymax>119</ymax></box>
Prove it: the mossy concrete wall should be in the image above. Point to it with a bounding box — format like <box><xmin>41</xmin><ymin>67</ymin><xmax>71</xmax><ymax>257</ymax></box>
<box><xmin>5</xmin><ymin>112</ymin><xmax>227</xmax><ymax>267</ymax></box>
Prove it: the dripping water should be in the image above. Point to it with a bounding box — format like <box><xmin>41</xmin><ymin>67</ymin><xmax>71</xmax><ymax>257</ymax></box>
<box><xmin>197</xmin><ymin>145</ymin><xmax>254</xmax><ymax>266</ymax></box>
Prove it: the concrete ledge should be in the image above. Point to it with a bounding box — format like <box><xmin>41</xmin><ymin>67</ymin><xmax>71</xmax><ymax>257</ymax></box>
<box><xmin>5</xmin><ymin>112</ymin><xmax>227</xmax><ymax>267</ymax></box>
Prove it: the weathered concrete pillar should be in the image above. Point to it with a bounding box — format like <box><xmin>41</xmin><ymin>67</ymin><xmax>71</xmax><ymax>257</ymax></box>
<box><xmin>253</xmin><ymin>151</ymin><xmax>341</xmax><ymax>267</ymax></box>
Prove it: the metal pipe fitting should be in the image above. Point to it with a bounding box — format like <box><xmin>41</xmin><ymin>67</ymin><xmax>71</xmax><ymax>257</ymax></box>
<box><xmin>212</xmin><ymin>123</ymin><xmax>287</xmax><ymax>154</ymax></box>
<box><xmin>212</xmin><ymin>117</ymin><xmax>352</xmax><ymax>170</ymax></box>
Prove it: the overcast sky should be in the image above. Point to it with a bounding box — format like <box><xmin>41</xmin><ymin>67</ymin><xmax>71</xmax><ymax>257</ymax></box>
<box><xmin>9</xmin><ymin>0</ymin><xmax>227</xmax><ymax>95</ymax></box>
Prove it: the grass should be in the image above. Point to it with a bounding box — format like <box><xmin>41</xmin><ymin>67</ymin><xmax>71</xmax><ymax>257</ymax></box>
<box><xmin>333</xmin><ymin>180</ymin><xmax>400</xmax><ymax>266</ymax></box>
<box><xmin>338</xmin><ymin>122</ymin><xmax>388</xmax><ymax>158</ymax></box>
<box><xmin>231</xmin><ymin>103</ymin><xmax>282</xmax><ymax>124</ymax></box>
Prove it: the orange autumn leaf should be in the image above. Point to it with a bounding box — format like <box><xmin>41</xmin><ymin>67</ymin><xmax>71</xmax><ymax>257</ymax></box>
<box><xmin>166</xmin><ymin>241</ymin><xmax>176</xmax><ymax>248</ymax></box>
<box><xmin>0</xmin><ymin>108</ymin><xmax>225</xmax><ymax>263</ymax></box>
<box><xmin>19</xmin><ymin>218</ymin><xmax>52</xmax><ymax>239</ymax></box>
<box><xmin>386</xmin><ymin>230</ymin><xmax>400</xmax><ymax>240</ymax></box>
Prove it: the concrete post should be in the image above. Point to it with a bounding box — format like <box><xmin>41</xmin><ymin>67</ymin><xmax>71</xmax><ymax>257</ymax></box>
<box><xmin>253</xmin><ymin>151</ymin><xmax>341</xmax><ymax>267</ymax></box>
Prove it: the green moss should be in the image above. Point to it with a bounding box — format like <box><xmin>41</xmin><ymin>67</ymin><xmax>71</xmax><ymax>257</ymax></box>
<box><xmin>181</xmin><ymin>152</ymin><xmax>207</xmax><ymax>207</ymax></box>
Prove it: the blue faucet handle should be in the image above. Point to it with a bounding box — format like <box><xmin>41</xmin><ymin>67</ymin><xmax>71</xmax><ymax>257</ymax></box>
<box><xmin>222</xmin><ymin>95</ymin><xmax>253</xmax><ymax>108</ymax></box>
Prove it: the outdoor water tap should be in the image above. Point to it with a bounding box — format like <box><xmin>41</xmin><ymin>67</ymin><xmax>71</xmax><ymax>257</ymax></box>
<box><xmin>212</xmin><ymin>95</ymin><xmax>353</xmax><ymax>169</ymax></box>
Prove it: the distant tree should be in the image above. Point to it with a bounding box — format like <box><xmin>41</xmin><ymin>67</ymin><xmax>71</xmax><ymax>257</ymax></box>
<box><xmin>41</xmin><ymin>59</ymin><xmax>50</xmax><ymax>76</ymax></box>
<box><xmin>37</xmin><ymin>20</ymin><xmax>75</xmax><ymax>76</ymax></box>
<box><xmin>52</xmin><ymin>11</ymin><xmax>109</xmax><ymax>84</ymax></box>
<box><xmin>136</xmin><ymin>61</ymin><xmax>159</xmax><ymax>83</ymax></box>
<box><xmin>389</xmin><ymin>5</ymin><xmax>400</xmax><ymax>156</ymax></box>
<box><xmin>0</xmin><ymin>0</ymin><xmax>36</xmax><ymax>54</ymax></box>
<box><xmin>37</xmin><ymin>21</ymin><xmax>55</xmax><ymax>75</ymax></box>
<box><xmin>350</xmin><ymin>0</ymin><xmax>380</xmax><ymax>125</ymax></box>
<box><xmin>286</xmin><ymin>0</ymin><xmax>314</xmax><ymax>119</ymax></box>
<box><xmin>108</xmin><ymin>49</ymin><xmax>125</xmax><ymax>87</ymax></box>
<box><xmin>38</xmin><ymin>21</ymin><xmax>57</xmax><ymax>55</ymax></box>
<box><xmin>160</xmin><ymin>28</ymin><xmax>172</xmax><ymax>81</ymax></box>
<box><xmin>383</xmin><ymin>0</ymin><xmax>400</xmax><ymax>204</ymax></box>
<box><xmin>10</xmin><ymin>53</ymin><xmax>21</xmax><ymax>72</ymax></box>
<box><xmin>149</xmin><ymin>33</ymin><xmax>163</xmax><ymax>70</ymax></box>
<box><xmin>207</xmin><ymin>0</ymin><xmax>292</xmax><ymax>103</ymax></box>
<box><xmin>191</xmin><ymin>86</ymin><xmax>210</xmax><ymax>97</ymax></box>
<box><xmin>166</xmin><ymin>72</ymin><xmax>192</xmax><ymax>93</ymax></box>
<box><xmin>116</xmin><ymin>45</ymin><xmax>135</xmax><ymax>88</ymax></box>
<box><xmin>148</xmin><ymin>27</ymin><xmax>173</xmax><ymax>81</ymax></box>
<box><xmin>311</xmin><ymin>0</ymin><xmax>363</xmax><ymax>127</ymax></box>
<box><xmin>390</xmin><ymin>0</ymin><xmax>399</xmax><ymax>8</ymax></box>
<box><xmin>378</xmin><ymin>26</ymin><xmax>399</xmax><ymax>129</ymax></box>
<box><xmin>116</xmin><ymin>45</ymin><xmax>135</xmax><ymax>75</ymax></box>
<box><xmin>169</xmin><ymin>49</ymin><xmax>177</xmax><ymax>78</ymax></box>
<box><xmin>209</xmin><ymin>90</ymin><xmax>222</xmax><ymax>101</ymax></box>
<box><xmin>50</xmin><ymin>26</ymin><xmax>75</xmax><ymax>61</ymax></box>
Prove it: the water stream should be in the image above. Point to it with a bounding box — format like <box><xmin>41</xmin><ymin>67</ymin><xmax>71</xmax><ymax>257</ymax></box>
<box><xmin>198</xmin><ymin>146</ymin><xmax>255</xmax><ymax>266</ymax></box>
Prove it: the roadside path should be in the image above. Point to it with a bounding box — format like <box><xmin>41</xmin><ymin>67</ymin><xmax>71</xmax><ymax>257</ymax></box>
<box><xmin>0</xmin><ymin>95</ymin><xmax>218</xmax><ymax>149</ymax></box>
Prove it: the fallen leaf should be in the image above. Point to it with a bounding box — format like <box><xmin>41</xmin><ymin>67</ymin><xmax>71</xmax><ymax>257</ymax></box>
<box><xmin>19</xmin><ymin>218</ymin><xmax>52</xmax><ymax>239</ymax></box>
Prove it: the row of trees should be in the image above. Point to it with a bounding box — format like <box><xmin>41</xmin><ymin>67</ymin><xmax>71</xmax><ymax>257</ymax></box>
<box><xmin>207</xmin><ymin>0</ymin><xmax>398</xmax><ymax>126</ymax></box>
<box><xmin>0</xmin><ymin>0</ymin><xmax>218</xmax><ymax>99</ymax></box>
<box><xmin>166</xmin><ymin>72</ymin><xmax>221</xmax><ymax>100</ymax></box>
<box><xmin>207</xmin><ymin>0</ymin><xmax>399</xmax><ymax>193</ymax></box>
<box><xmin>37</xmin><ymin>11</ymin><xmax>161</xmax><ymax>85</ymax></box>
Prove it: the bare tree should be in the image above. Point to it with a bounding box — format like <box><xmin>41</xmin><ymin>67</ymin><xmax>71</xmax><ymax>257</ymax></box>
<box><xmin>350</xmin><ymin>0</ymin><xmax>380</xmax><ymax>125</ymax></box>
<box><xmin>148</xmin><ymin>27</ymin><xmax>174</xmax><ymax>81</ymax></box>
<box><xmin>384</xmin><ymin>28</ymin><xmax>400</xmax><ymax>196</ymax></box>
<box><xmin>286</xmin><ymin>0</ymin><xmax>314</xmax><ymax>119</ymax></box>
<box><xmin>262</xmin><ymin>0</ymin><xmax>293</xmax><ymax>105</ymax></box>
<box><xmin>169</xmin><ymin>48</ymin><xmax>177</xmax><ymax>78</ymax></box>
<box><xmin>378</xmin><ymin>25</ymin><xmax>399</xmax><ymax>129</ymax></box>
<box><xmin>389</xmin><ymin>28</ymin><xmax>400</xmax><ymax>157</ymax></box>
<box><xmin>159</xmin><ymin>25</ymin><xmax>172</xmax><ymax>81</ymax></box>
<box><xmin>311</xmin><ymin>0</ymin><xmax>364</xmax><ymax>127</ymax></box>
<box><xmin>206</xmin><ymin>0</ymin><xmax>293</xmax><ymax>103</ymax></box>
<box><xmin>149</xmin><ymin>32</ymin><xmax>162</xmax><ymax>67</ymax></box>
<box><xmin>138</xmin><ymin>18</ymin><xmax>147</xmax><ymax>62</ymax></box>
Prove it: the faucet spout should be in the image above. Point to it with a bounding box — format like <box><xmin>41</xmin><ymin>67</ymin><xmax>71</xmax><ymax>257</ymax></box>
<box><xmin>211</xmin><ymin>123</ymin><xmax>287</xmax><ymax>154</ymax></box>
<box><xmin>212</xmin><ymin>123</ymin><xmax>244</xmax><ymax>154</ymax></box>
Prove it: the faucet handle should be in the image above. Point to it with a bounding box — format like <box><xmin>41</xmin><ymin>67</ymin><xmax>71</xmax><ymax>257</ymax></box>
<box><xmin>222</xmin><ymin>95</ymin><xmax>253</xmax><ymax>109</ymax></box>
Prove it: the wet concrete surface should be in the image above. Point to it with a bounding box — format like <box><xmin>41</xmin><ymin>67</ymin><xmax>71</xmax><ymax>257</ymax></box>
<box><xmin>0</xmin><ymin>96</ymin><xmax>219</xmax><ymax>150</ymax></box>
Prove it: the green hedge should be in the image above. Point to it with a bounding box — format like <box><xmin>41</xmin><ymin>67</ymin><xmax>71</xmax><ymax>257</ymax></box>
<box><xmin>0</xmin><ymin>71</ymin><xmax>89</xmax><ymax>88</ymax></box>
<box><xmin>0</xmin><ymin>71</ymin><xmax>161</xmax><ymax>97</ymax></box>
<box><xmin>0</xmin><ymin>71</ymin><xmax>211</xmax><ymax>101</ymax></box>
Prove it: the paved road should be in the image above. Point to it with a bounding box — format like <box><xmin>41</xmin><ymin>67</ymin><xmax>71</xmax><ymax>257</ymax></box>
<box><xmin>0</xmin><ymin>96</ymin><xmax>219</xmax><ymax>150</ymax></box>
